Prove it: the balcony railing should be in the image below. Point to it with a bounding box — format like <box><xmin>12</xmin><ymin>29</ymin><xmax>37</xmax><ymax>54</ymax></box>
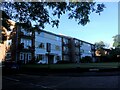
<box><xmin>20</xmin><ymin>31</ymin><xmax>32</xmax><ymax>38</ymax></box>
<box><xmin>63</xmin><ymin>51</ymin><xmax>69</xmax><ymax>55</ymax></box>
<box><xmin>75</xmin><ymin>52</ymin><xmax>80</xmax><ymax>55</ymax></box>
<box><xmin>75</xmin><ymin>42</ymin><xmax>80</xmax><ymax>47</ymax></box>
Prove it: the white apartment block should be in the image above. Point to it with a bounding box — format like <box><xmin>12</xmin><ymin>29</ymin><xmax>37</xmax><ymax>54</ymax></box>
<box><xmin>35</xmin><ymin>30</ymin><xmax>62</xmax><ymax>64</ymax></box>
<box><xmin>80</xmin><ymin>42</ymin><xmax>93</xmax><ymax>58</ymax></box>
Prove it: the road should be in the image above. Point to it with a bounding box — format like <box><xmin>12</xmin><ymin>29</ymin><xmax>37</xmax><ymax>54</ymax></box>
<box><xmin>2</xmin><ymin>70</ymin><xmax>120</xmax><ymax>90</ymax></box>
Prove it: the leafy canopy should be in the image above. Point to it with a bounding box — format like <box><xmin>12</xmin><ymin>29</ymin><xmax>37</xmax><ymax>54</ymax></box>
<box><xmin>1</xmin><ymin>1</ymin><xmax>105</xmax><ymax>29</ymax></box>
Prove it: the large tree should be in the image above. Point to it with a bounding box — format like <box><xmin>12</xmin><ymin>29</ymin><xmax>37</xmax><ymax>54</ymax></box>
<box><xmin>1</xmin><ymin>1</ymin><xmax>105</xmax><ymax>30</ymax></box>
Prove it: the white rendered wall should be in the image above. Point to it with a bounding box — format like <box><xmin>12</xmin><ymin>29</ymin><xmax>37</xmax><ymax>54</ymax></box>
<box><xmin>35</xmin><ymin>32</ymin><xmax>62</xmax><ymax>64</ymax></box>
<box><xmin>80</xmin><ymin>43</ymin><xmax>92</xmax><ymax>58</ymax></box>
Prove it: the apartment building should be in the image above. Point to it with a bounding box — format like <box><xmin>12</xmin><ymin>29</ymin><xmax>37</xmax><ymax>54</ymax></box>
<box><xmin>10</xmin><ymin>23</ymin><xmax>35</xmax><ymax>64</ymax></box>
<box><xmin>80</xmin><ymin>40</ymin><xmax>95</xmax><ymax>58</ymax></box>
<box><xmin>2</xmin><ymin>21</ymin><xmax>95</xmax><ymax>64</ymax></box>
<box><xmin>35</xmin><ymin>30</ymin><xmax>62</xmax><ymax>64</ymax></box>
<box><xmin>60</xmin><ymin>36</ymin><xmax>95</xmax><ymax>63</ymax></box>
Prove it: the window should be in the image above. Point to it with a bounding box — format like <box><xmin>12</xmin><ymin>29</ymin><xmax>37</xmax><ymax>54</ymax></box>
<box><xmin>39</xmin><ymin>43</ymin><xmax>45</xmax><ymax>49</ymax></box>
<box><xmin>36</xmin><ymin>54</ymin><xmax>44</xmax><ymax>60</ymax></box>
<box><xmin>21</xmin><ymin>28</ymin><xmax>32</xmax><ymax>36</ymax></box>
<box><xmin>20</xmin><ymin>53</ymin><xmax>24</xmax><ymax>60</ymax></box>
<box><xmin>80</xmin><ymin>41</ymin><xmax>83</xmax><ymax>45</ymax></box>
<box><xmin>63</xmin><ymin>47</ymin><xmax>68</xmax><ymax>52</ymax></box>
<box><xmin>56</xmin><ymin>56</ymin><xmax>60</xmax><ymax>60</ymax></box>
<box><xmin>21</xmin><ymin>39</ymin><xmax>32</xmax><ymax>49</ymax></box>
<box><xmin>80</xmin><ymin>49</ymin><xmax>84</xmax><ymax>53</ymax></box>
<box><xmin>55</xmin><ymin>45</ymin><xmax>60</xmax><ymax>51</ymax></box>
<box><xmin>6</xmin><ymin>53</ymin><xmax>11</xmax><ymax>59</ymax></box>
<box><xmin>28</xmin><ymin>54</ymin><xmax>31</xmax><ymax>60</ymax></box>
<box><xmin>63</xmin><ymin>38</ymin><xmax>68</xmax><ymax>44</ymax></box>
<box><xmin>35</xmin><ymin>41</ymin><xmax>39</xmax><ymax>48</ymax></box>
<box><xmin>46</xmin><ymin>43</ymin><xmax>51</xmax><ymax>52</ymax></box>
<box><xmin>56</xmin><ymin>37</ymin><xmax>61</xmax><ymax>41</ymax></box>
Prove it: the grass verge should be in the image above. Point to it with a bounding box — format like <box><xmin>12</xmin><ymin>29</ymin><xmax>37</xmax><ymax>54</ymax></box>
<box><xmin>21</xmin><ymin>62</ymin><xmax>120</xmax><ymax>69</ymax></box>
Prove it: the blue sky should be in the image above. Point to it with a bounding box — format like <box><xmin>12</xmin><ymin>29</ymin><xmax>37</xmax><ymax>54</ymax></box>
<box><xmin>44</xmin><ymin>2</ymin><xmax>118</xmax><ymax>48</ymax></box>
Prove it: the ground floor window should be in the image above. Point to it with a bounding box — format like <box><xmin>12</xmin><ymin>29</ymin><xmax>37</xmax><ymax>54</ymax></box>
<box><xmin>20</xmin><ymin>53</ymin><xmax>24</xmax><ymax>60</ymax></box>
<box><xmin>20</xmin><ymin>53</ymin><xmax>31</xmax><ymax>62</ymax></box>
<box><xmin>36</xmin><ymin>54</ymin><xmax>44</xmax><ymax>61</ymax></box>
<box><xmin>28</xmin><ymin>53</ymin><xmax>31</xmax><ymax>60</ymax></box>
<box><xmin>56</xmin><ymin>56</ymin><xmax>60</xmax><ymax>61</ymax></box>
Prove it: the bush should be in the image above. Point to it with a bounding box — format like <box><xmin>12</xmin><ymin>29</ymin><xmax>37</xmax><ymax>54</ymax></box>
<box><xmin>80</xmin><ymin>56</ymin><xmax>92</xmax><ymax>63</ymax></box>
<box><xmin>56</xmin><ymin>60</ymin><xmax>73</xmax><ymax>64</ymax></box>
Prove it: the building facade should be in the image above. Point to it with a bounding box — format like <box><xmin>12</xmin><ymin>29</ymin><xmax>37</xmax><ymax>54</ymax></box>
<box><xmin>10</xmin><ymin>23</ymin><xmax>35</xmax><ymax>64</ymax></box>
<box><xmin>2</xmin><ymin>22</ymin><xmax>95</xmax><ymax>64</ymax></box>
<box><xmin>35</xmin><ymin>30</ymin><xmax>62</xmax><ymax>64</ymax></box>
<box><xmin>61</xmin><ymin>35</ymin><xmax>72</xmax><ymax>62</ymax></box>
<box><xmin>60</xmin><ymin>36</ymin><xmax>95</xmax><ymax>63</ymax></box>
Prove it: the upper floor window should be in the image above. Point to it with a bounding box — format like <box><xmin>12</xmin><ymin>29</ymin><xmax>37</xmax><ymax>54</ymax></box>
<box><xmin>21</xmin><ymin>28</ymin><xmax>32</xmax><ymax>36</ymax></box>
<box><xmin>56</xmin><ymin>37</ymin><xmax>61</xmax><ymax>41</ymax></box>
<box><xmin>39</xmin><ymin>43</ymin><xmax>45</xmax><ymax>49</ymax></box>
<box><xmin>80</xmin><ymin>41</ymin><xmax>83</xmax><ymax>45</ymax></box>
<box><xmin>20</xmin><ymin>39</ymin><xmax>32</xmax><ymax>49</ymax></box>
<box><xmin>55</xmin><ymin>45</ymin><xmax>60</xmax><ymax>51</ymax></box>
<box><xmin>63</xmin><ymin>47</ymin><xmax>69</xmax><ymax>52</ymax></box>
<box><xmin>36</xmin><ymin>54</ymin><xmax>44</xmax><ymax>61</ymax></box>
<box><xmin>63</xmin><ymin>38</ymin><xmax>69</xmax><ymax>44</ymax></box>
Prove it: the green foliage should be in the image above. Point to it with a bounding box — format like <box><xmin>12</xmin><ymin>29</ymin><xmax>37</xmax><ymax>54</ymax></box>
<box><xmin>95</xmin><ymin>41</ymin><xmax>105</xmax><ymax>49</ymax></box>
<box><xmin>109</xmin><ymin>48</ymin><xmax>120</xmax><ymax>57</ymax></box>
<box><xmin>1</xmin><ymin>10</ymin><xmax>11</xmax><ymax>30</ymax></box>
<box><xmin>80</xmin><ymin>56</ymin><xmax>92</xmax><ymax>63</ymax></box>
<box><xmin>1</xmin><ymin>2</ymin><xmax>105</xmax><ymax>29</ymax></box>
<box><xmin>113</xmin><ymin>34</ymin><xmax>120</xmax><ymax>48</ymax></box>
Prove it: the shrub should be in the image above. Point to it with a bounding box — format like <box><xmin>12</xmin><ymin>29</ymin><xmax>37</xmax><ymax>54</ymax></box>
<box><xmin>56</xmin><ymin>60</ymin><xmax>72</xmax><ymax>64</ymax></box>
<box><xmin>80</xmin><ymin>56</ymin><xmax>92</xmax><ymax>63</ymax></box>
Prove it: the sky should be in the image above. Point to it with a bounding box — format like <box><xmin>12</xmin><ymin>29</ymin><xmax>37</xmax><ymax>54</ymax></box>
<box><xmin>44</xmin><ymin>2</ymin><xmax>118</xmax><ymax>48</ymax></box>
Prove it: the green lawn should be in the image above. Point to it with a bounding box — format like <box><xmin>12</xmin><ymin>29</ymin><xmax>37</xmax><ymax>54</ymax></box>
<box><xmin>22</xmin><ymin>62</ymin><xmax>120</xmax><ymax>69</ymax></box>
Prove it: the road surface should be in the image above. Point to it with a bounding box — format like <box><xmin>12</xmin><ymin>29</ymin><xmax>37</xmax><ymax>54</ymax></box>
<box><xmin>2</xmin><ymin>71</ymin><xmax>120</xmax><ymax>90</ymax></box>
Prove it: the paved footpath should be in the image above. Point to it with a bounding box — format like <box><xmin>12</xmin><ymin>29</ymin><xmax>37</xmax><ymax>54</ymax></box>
<box><xmin>2</xmin><ymin>71</ymin><xmax>120</xmax><ymax>90</ymax></box>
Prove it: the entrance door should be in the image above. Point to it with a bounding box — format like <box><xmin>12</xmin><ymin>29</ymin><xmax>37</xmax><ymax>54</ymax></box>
<box><xmin>24</xmin><ymin>53</ymin><xmax>29</xmax><ymax>64</ymax></box>
<box><xmin>48</xmin><ymin>55</ymin><xmax>54</xmax><ymax>64</ymax></box>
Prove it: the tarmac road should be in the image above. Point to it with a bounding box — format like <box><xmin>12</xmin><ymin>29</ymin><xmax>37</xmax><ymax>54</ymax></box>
<box><xmin>2</xmin><ymin>70</ymin><xmax>120</xmax><ymax>90</ymax></box>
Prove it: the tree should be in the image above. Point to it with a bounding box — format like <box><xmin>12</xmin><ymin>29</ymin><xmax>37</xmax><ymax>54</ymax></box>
<box><xmin>113</xmin><ymin>34</ymin><xmax>120</xmax><ymax>48</ymax></box>
<box><xmin>0</xmin><ymin>10</ymin><xmax>10</xmax><ymax>43</ymax></box>
<box><xmin>0</xmin><ymin>10</ymin><xmax>16</xmax><ymax>43</ymax></box>
<box><xmin>1</xmin><ymin>1</ymin><xmax>105</xmax><ymax>30</ymax></box>
<box><xmin>95</xmin><ymin>41</ymin><xmax>105</xmax><ymax>49</ymax></box>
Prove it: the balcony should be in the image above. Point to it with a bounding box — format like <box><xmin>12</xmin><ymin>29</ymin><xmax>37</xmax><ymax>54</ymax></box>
<box><xmin>75</xmin><ymin>52</ymin><xmax>80</xmax><ymax>55</ymax></box>
<box><xmin>19</xmin><ymin>31</ymin><xmax>33</xmax><ymax>39</ymax></box>
<box><xmin>62</xmin><ymin>42</ymin><xmax>69</xmax><ymax>46</ymax></box>
<box><xmin>75</xmin><ymin>42</ymin><xmax>80</xmax><ymax>47</ymax></box>
<box><xmin>63</xmin><ymin>51</ymin><xmax>69</xmax><ymax>55</ymax></box>
<box><xmin>18</xmin><ymin>43</ymin><xmax>33</xmax><ymax>52</ymax></box>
